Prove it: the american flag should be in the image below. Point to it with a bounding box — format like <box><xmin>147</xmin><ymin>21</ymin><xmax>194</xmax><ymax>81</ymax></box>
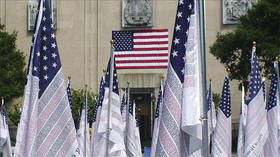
<box><xmin>262</xmin><ymin>77</ymin><xmax>266</xmax><ymax>102</ymax></box>
<box><xmin>155</xmin><ymin>0</ymin><xmax>194</xmax><ymax>156</ymax></box>
<box><xmin>126</xmin><ymin>96</ymin><xmax>142</xmax><ymax>157</ymax></box>
<box><xmin>212</xmin><ymin>73</ymin><xmax>232</xmax><ymax>156</ymax></box>
<box><xmin>244</xmin><ymin>44</ymin><xmax>268</xmax><ymax>157</ymax></box>
<box><xmin>112</xmin><ymin>29</ymin><xmax>168</xmax><ymax>69</ymax></box>
<box><xmin>14</xmin><ymin>0</ymin><xmax>80</xmax><ymax>156</ymax></box>
<box><xmin>66</xmin><ymin>78</ymin><xmax>73</xmax><ymax>113</ymax></box>
<box><xmin>77</xmin><ymin>89</ymin><xmax>90</xmax><ymax>157</ymax></box>
<box><xmin>90</xmin><ymin>76</ymin><xmax>105</xmax><ymax>157</ymax></box>
<box><xmin>120</xmin><ymin>93</ymin><xmax>127</xmax><ymax>135</ymax></box>
<box><xmin>134</xmin><ymin>101</ymin><xmax>142</xmax><ymax>157</ymax></box>
<box><xmin>151</xmin><ymin>79</ymin><xmax>163</xmax><ymax>157</ymax></box>
<box><xmin>94</xmin><ymin>59</ymin><xmax>126</xmax><ymax>156</ymax></box>
<box><xmin>207</xmin><ymin>81</ymin><xmax>216</xmax><ymax>136</ymax></box>
<box><xmin>0</xmin><ymin>98</ymin><xmax>12</xmax><ymax>157</ymax></box>
<box><xmin>237</xmin><ymin>85</ymin><xmax>247</xmax><ymax>157</ymax></box>
<box><xmin>264</xmin><ymin>61</ymin><xmax>279</xmax><ymax>156</ymax></box>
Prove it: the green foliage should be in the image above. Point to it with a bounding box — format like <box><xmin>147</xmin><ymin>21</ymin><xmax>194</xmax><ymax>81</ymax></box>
<box><xmin>0</xmin><ymin>24</ymin><xmax>26</xmax><ymax>101</ymax></box>
<box><xmin>71</xmin><ymin>88</ymin><xmax>97</xmax><ymax>128</ymax></box>
<box><xmin>8</xmin><ymin>104</ymin><xmax>21</xmax><ymax>125</ymax></box>
<box><xmin>213</xmin><ymin>92</ymin><xmax>221</xmax><ymax>110</ymax></box>
<box><xmin>210</xmin><ymin>0</ymin><xmax>280</xmax><ymax>90</ymax></box>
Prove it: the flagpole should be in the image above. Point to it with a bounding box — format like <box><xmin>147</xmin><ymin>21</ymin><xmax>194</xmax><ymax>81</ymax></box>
<box><xmin>106</xmin><ymin>40</ymin><xmax>115</xmax><ymax>157</ymax></box>
<box><xmin>84</xmin><ymin>84</ymin><xmax>88</xmax><ymax>157</ymax></box>
<box><xmin>126</xmin><ymin>81</ymin><xmax>130</xmax><ymax>150</ymax></box>
<box><xmin>198</xmin><ymin>0</ymin><xmax>209</xmax><ymax>156</ymax></box>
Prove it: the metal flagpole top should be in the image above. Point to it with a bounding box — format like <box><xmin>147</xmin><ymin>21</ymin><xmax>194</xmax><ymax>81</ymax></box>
<box><xmin>110</xmin><ymin>40</ymin><xmax>115</xmax><ymax>45</ymax></box>
<box><xmin>68</xmin><ymin>75</ymin><xmax>71</xmax><ymax>80</ymax></box>
<box><xmin>252</xmin><ymin>41</ymin><xmax>257</xmax><ymax>47</ymax></box>
<box><xmin>103</xmin><ymin>69</ymin><xmax>106</xmax><ymax>73</ymax></box>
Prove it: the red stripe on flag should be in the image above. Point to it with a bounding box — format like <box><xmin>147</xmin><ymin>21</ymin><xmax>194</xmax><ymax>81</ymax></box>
<box><xmin>133</xmin><ymin>35</ymin><xmax>168</xmax><ymax>39</ymax></box>
<box><xmin>134</xmin><ymin>47</ymin><xmax>168</xmax><ymax>51</ymax></box>
<box><xmin>133</xmin><ymin>41</ymin><xmax>168</xmax><ymax>45</ymax></box>
<box><xmin>116</xmin><ymin>60</ymin><xmax>168</xmax><ymax>64</ymax></box>
<box><xmin>133</xmin><ymin>29</ymin><xmax>168</xmax><ymax>33</ymax></box>
<box><xmin>116</xmin><ymin>66</ymin><xmax>168</xmax><ymax>69</ymax></box>
<box><xmin>115</xmin><ymin>54</ymin><xmax>168</xmax><ymax>57</ymax></box>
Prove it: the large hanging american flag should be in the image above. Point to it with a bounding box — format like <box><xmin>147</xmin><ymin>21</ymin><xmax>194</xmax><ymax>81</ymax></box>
<box><xmin>264</xmin><ymin>61</ymin><xmax>279</xmax><ymax>156</ymax></box>
<box><xmin>14</xmin><ymin>0</ymin><xmax>80</xmax><ymax>156</ymax></box>
<box><xmin>112</xmin><ymin>29</ymin><xmax>168</xmax><ymax>69</ymax></box>
<box><xmin>244</xmin><ymin>43</ymin><xmax>268</xmax><ymax>157</ymax></box>
<box><xmin>155</xmin><ymin>0</ymin><xmax>194</xmax><ymax>156</ymax></box>
<box><xmin>212</xmin><ymin>73</ymin><xmax>232</xmax><ymax>156</ymax></box>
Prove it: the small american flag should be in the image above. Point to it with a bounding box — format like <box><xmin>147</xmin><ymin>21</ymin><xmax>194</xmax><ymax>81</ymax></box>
<box><xmin>14</xmin><ymin>0</ymin><xmax>80</xmax><ymax>156</ymax></box>
<box><xmin>0</xmin><ymin>98</ymin><xmax>12</xmax><ymax>157</ymax></box>
<box><xmin>207</xmin><ymin>81</ymin><xmax>216</xmax><ymax>136</ymax></box>
<box><xmin>77</xmin><ymin>89</ymin><xmax>90</xmax><ymax>157</ymax></box>
<box><xmin>237</xmin><ymin>85</ymin><xmax>247</xmax><ymax>157</ymax></box>
<box><xmin>66</xmin><ymin>79</ymin><xmax>73</xmax><ymax>113</ymax></box>
<box><xmin>212</xmin><ymin>73</ymin><xmax>232</xmax><ymax>156</ymax></box>
<box><xmin>94</xmin><ymin>59</ymin><xmax>126</xmax><ymax>156</ymax></box>
<box><xmin>151</xmin><ymin>79</ymin><xmax>163</xmax><ymax>157</ymax></box>
<box><xmin>244</xmin><ymin>44</ymin><xmax>268</xmax><ymax>157</ymax></box>
<box><xmin>126</xmin><ymin>95</ymin><xmax>142</xmax><ymax>157</ymax></box>
<box><xmin>155</xmin><ymin>0</ymin><xmax>194</xmax><ymax>156</ymax></box>
<box><xmin>112</xmin><ymin>29</ymin><xmax>168</xmax><ymax>69</ymax></box>
<box><xmin>264</xmin><ymin>61</ymin><xmax>279</xmax><ymax>156</ymax></box>
<box><xmin>90</xmin><ymin>76</ymin><xmax>105</xmax><ymax>157</ymax></box>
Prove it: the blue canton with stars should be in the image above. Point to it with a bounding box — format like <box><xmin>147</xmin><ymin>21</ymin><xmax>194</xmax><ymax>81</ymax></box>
<box><xmin>128</xmin><ymin>93</ymin><xmax>133</xmax><ymax>115</ymax></box>
<box><xmin>248</xmin><ymin>47</ymin><xmax>262</xmax><ymax>103</ymax></box>
<box><xmin>112</xmin><ymin>31</ymin><xmax>134</xmax><ymax>51</ymax></box>
<box><xmin>66</xmin><ymin>81</ymin><xmax>73</xmax><ymax>112</ymax></box>
<box><xmin>155</xmin><ymin>85</ymin><xmax>163</xmax><ymax>119</ymax></box>
<box><xmin>207</xmin><ymin>82</ymin><xmax>212</xmax><ymax>111</ymax></box>
<box><xmin>170</xmin><ymin>0</ymin><xmax>194</xmax><ymax>83</ymax></box>
<box><xmin>120</xmin><ymin>94</ymin><xmax>126</xmax><ymax>114</ymax></box>
<box><xmin>104</xmin><ymin>59</ymin><xmax>119</xmax><ymax>95</ymax></box>
<box><xmin>267</xmin><ymin>65</ymin><xmax>279</xmax><ymax>110</ymax></box>
<box><xmin>219</xmin><ymin>75</ymin><xmax>231</xmax><ymax>118</ymax></box>
<box><xmin>92</xmin><ymin>77</ymin><xmax>105</xmax><ymax>123</ymax></box>
<box><xmin>31</xmin><ymin>0</ymin><xmax>61</xmax><ymax>98</ymax></box>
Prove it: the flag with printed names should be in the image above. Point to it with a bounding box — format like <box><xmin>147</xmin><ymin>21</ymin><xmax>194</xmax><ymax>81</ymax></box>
<box><xmin>181</xmin><ymin>0</ymin><xmax>203</xmax><ymax>155</ymax></box>
<box><xmin>90</xmin><ymin>76</ymin><xmax>105</xmax><ymax>157</ymax></box>
<box><xmin>207</xmin><ymin>81</ymin><xmax>216</xmax><ymax>136</ymax></box>
<box><xmin>14</xmin><ymin>0</ymin><xmax>80</xmax><ymax>156</ymax></box>
<box><xmin>244</xmin><ymin>44</ymin><xmax>268</xmax><ymax>157</ymax></box>
<box><xmin>77</xmin><ymin>90</ymin><xmax>90</xmax><ymax>157</ymax></box>
<box><xmin>126</xmin><ymin>96</ymin><xmax>141</xmax><ymax>157</ymax></box>
<box><xmin>264</xmin><ymin>61</ymin><xmax>279</xmax><ymax>156</ymax></box>
<box><xmin>0</xmin><ymin>99</ymin><xmax>12</xmax><ymax>157</ymax></box>
<box><xmin>237</xmin><ymin>85</ymin><xmax>246</xmax><ymax>157</ymax></box>
<box><xmin>212</xmin><ymin>73</ymin><xmax>232</xmax><ymax>157</ymax></box>
<box><xmin>94</xmin><ymin>59</ymin><xmax>126</xmax><ymax>156</ymax></box>
<box><xmin>151</xmin><ymin>80</ymin><xmax>163</xmax><ymax>157</ymax></box>
<box><xmin>66</xmin><ymin>79</ymin><xmax>73</xmax><ymax>113</ymax></box>
<box><xmin>112</xmin><ymin>29</ymin><xmax>168</xmax><ymax>69</ymax></box>
<box><xmin>155</xmin><ymin>0</ymin><xmax>194</xmax><ymax>156</ymax></box>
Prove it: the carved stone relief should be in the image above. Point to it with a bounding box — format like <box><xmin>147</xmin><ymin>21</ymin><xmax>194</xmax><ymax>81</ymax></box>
<box><xmin>223</xmin><ymin>0</ymin><xmax>257</xmax><ymax>24</ymax></box>
<box><xmin>28</xmin><ymin>0</ymin><xmax>57</xmax><ymax>31</ymax></box>
<box><xmin>122</xmin><ymin>0</ymin><xmax>153</xmax><ymax>28</ymax></box>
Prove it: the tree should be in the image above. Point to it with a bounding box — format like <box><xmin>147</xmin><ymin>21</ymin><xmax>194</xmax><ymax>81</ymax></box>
<box><xmin>210</xmin><ymin>0</ymin><xmax>280</xmax><ymax>90</ymax></box>
<box><xmin>0</xmin><ymin>24</ymin><xmax>26</xmax><ymax>101</ymax></box>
